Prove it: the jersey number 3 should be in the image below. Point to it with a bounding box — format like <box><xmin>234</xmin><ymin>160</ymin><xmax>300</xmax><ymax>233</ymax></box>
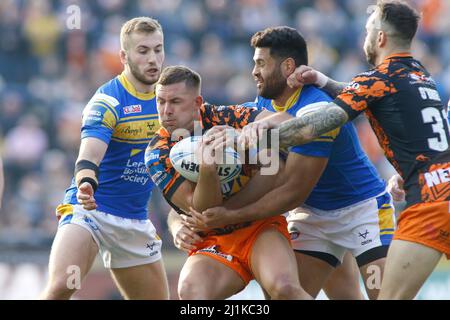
<box><xmin>421</xmin><ymin>107</ymin><xmax>449</xmax><ymax>151</ymax></box>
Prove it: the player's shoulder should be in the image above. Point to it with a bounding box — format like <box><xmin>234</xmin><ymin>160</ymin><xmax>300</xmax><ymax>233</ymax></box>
<box><xmin>145</xmin><ymin>129</ymin><xmax>171</xmax><ymax>166</ymax></box>
<box><xmin>301</xmin><ymin>85</ymin><xmax>333</xmax><ymax>104</ymax></box>
<box><xmin>147</xmin><ymin>128</ymin><xmax>170</xmax><ymax>150</ymax></box>
<box><xmin>85</xmin><ymin>76</ymin><xmax>123</xmax><ymax>110</ymax></box>
<box><xmin>351</xmin><ymin>68</ymin><xmax>388</xmax><ymax>83</ymax></box>
<box><xmin>254</xmin><ymin>96</ymin><xmax>273</xmax><ymax>110</ymax></box>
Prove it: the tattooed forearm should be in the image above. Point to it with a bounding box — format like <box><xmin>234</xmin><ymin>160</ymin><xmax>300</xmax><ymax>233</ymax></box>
<box><xmin>277</xmin><ymin>103</ymin><xmax>349</xmax><ymax>149</ymax></box>
<box><xmin>322</xmin><ymin>79</ymin><xmax>348</xmax><ymax>98</ymax></box>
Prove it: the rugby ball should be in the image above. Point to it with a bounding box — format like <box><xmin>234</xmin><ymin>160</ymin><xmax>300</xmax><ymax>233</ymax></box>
<box><xmin>169</xmin><ymin>136</ymin><xmax>241</xmax><ymax>184</ymax></box>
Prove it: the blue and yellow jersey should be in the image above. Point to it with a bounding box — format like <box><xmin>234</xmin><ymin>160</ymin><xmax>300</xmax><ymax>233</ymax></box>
<box><xmin>254</xmin><ymin>85</ymin><xmax>386</xmax><ymax>210</ymax></box>
<box><xmin>63</xmin><ymin>73</ymin><xmax>160</xmax><ymax>219</ymax></box>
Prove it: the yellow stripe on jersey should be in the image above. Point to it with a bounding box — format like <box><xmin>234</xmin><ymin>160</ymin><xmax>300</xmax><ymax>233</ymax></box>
<box><xmin>111</xmin><ymin>138</ymin><xmax>151</xmax><ymax>144</ymax></box>
<box><xmin>96</xmin><ymin>100</ymin><xmax>120</xmax><ymax>120</ymax></box>
<box><xmin>89</xmin><ymin>102</ymin><xmax>118</xmax><ymax>129</ymax></box>
<box><xmin>112</xmin><ymin>119</ymin><xmax>160</xmax><ymax>141</ymax></box>
<box><xmin>313</xmin><ymin>138</ymin><xmax>334</xmax><ymax>143</ymax></box>
<box><xmin>272</xmin><ymin>87</ymin><xmax>302</xmax><ymax>112</ymax></box>
<box><xmin>118</xmin><ymin>72</ymin><xmax>156</xmax><ymax>101</ymax></box>
<box><xmin>120</xmin><ymin>113</ymin><xmax>159</xmax><ymax>121</ymax></box>
<box><xmin>312</xmin><ymin>128</ymin><xmax>341</xmax><ymax>143</ymax></box>
<box><xmin>86</xmin><ymin>93</ymin><xmax>120</xmax><ymax>120</ymax></box>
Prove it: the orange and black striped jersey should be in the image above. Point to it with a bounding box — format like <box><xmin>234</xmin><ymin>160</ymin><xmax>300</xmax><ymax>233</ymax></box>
<box><xmin>335</xmin><ymin>53</ymin><xmax>450</xmax><ymax>207</ymax></box>
<box><xmin>145</xmin><ymin>103</ymin><xmax>261</xmax><ymax>219</ymax></box>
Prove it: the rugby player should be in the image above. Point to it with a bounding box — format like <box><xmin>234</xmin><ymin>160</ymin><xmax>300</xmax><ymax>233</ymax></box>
<box><xmin>185</xmin><ymin>26</ymin><xmax>395</xmax><ymax>300</ymax></box>
<box><xmin>145</xmin><ymin>65</ymin><xmax>311</xmax><ymax>300</ymax></box>
<box><xmin>41</xmin><ymin>17</ymin><xmax>169</xmax><ymax>300</ymax></box>
<box><xmin>266</xmin><ymin>0</ymin><xmax>449</xmax><ymax>300</ymax></box>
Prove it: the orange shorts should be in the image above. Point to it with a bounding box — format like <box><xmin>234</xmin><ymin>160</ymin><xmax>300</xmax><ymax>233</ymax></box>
<box><xmin>189</xmin><ymin>216</ymin><xmax>289</xmax><ymax>284</ymax></box>
<box><xmin>394</xmin><ymin>201</ymin><xmax>450</xmax><ymax>258</ymax></box>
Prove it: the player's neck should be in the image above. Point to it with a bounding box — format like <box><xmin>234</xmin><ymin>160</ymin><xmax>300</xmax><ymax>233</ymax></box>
<box><xmin>123</xmin><ymin>69</ymin><xmax>155</xmax><ymax>94</ymax></box>
<box><xmin>378</xmin><ymin>47</ymin><xmax>412</xmax><ymax>65</ymax></box>
<box><xmin>273</xmin><ymin>86</ymin><xmax>302</xmax><ymax>112</ymax></box>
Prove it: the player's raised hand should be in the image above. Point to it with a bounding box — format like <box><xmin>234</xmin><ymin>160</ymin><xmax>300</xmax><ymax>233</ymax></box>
<box><xmin>76</xmin><ymin>182</ymin><xmax>97</xmax><ymax>210</ymax></box>
<box><xmin>287</xmin><ymin>65</ymin><xmax>319</xmax><ymax>88</ymax></box>
<box><xmin>172</xmin><ymin>220</ymin><xmax>203</xmax><ymax>253</ymax></box>
<box><xmin>387</xmin><ymin>174</ymin><xmax>405</xmax><ymax>202</ymax></box>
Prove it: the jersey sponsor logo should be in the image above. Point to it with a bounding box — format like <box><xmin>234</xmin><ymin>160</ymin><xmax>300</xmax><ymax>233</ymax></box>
<box><xmin>151</xmin><ymin>169</ymin><xmax>171</xmax><ymax>189</ymax></box>
<box><xmin>344</xmin><ymin>82</ymin><xmax>360</xmax><ymax>91</ymax></box>
<box><xmin>419</xmin><ymin>162</ymin><xmax>450</xmax><ymax>202</ymax></box>
<box><xmin>121</xmin><ymin>160</ymin><xmax>149</xmax><ymax>185</ymax></box>
<box><xmin>83</xmin><ymin>106</ymin><xmax>106</xmax><ymax>125</ymax></box>
<box><xmin>409</xmin><ymin>73</ymin><xmax>435</xmax><ymax>86</ymax></box>
<box><xmin>423</xmin><ymin>167</ymin><xmax>450</xmax><ymax>188</ymax></box>
<box><xmin>123</xmin><ymin>104</ymin><xmax>142</xmax><ymax>115</ymax></box>
<box><xmin>196</xmin><ymin>245</ymin><xmax>233</xmax><ymax>262</ymax></box>
<box><xmin>145</xmin><ymin>150</ymin><xmax>160</xmax><ymax>164</ymax></box>
<box><xmin>146</xmin><ymin>242</ymin><xmax>159</xmax><ymax>256</ymax></box>
<box><xmin>358</xmin><ymin>70</ymin><xmax>376</xmax><ymax>77</ymax></box>
<box><xmin>290</xmin><ymin>231</ymin><xmax>300</xmax><ymax>240</ymax></box>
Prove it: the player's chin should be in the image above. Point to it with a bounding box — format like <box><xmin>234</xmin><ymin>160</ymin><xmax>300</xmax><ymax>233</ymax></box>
<box><xmin>145</xmin><ymin>75</ymin><xmax>159</xmax><ymax>84</ymax></box>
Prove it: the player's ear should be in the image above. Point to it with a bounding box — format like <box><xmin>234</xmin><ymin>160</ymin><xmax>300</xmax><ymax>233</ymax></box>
<box><xmin>378</xmin><ymin>30</ymin><xmax>387</xmax><ymax>48</ymax></box>
<box><xmin>194</xmin><ymin>95</ymin><xmax>203</xmax><ymax>108</ymax></box>
<box><xmin>281</xmin><ymin>57</ymin><xmax>296</xmax><ymax>78</ymax></box>
<box><xmin>119</xmin><ymin>49</ymin><xmax>127</xmax><ymax>65</ymax></box>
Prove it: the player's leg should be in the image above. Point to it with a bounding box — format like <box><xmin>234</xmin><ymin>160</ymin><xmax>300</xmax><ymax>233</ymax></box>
<box><xmin>378</xmin><ymin>201</ymin><xmax>450</xmax><ymax>299</ymax></box>
<box><xmin>288</xmin><ymin>210</ymin><xmax>343</xmax><ymax>298</ymax></box>
<box><xmin>323</xmin><ymin>251</ymin><xmax>364</xmax><ymax>300</ymax></box>
<box><xmin>110</xmin><ymin>260</ymin><xmax>169</xmax><ymax>299</ymax></box>
<box><xmin>177</xmin><ymin>254</ymin><xmax>246</xmax><ymax>300</ymax></box>
<box><xmin>295</xmin><ymin>251</ymin><xmax>336</xmax><ymax>298</ymax></box>
<box><xmin>378</xmin><ymin>239</ymin><xmax>442</xmax><ymax>299</ymax></box>
<box><xmin>346</xmin><ymin>191</ymin><xmax>394</xmax><ymax>299</ymax></box>
<box><xmin>41</xmin><ymin>222</ymin><xmax>98</xmax><ymax>299</ymax></box>
<box><xmin>250</xmin><ymin>227</ymin><xmax>311</xmax><ymax>299</ymax></box>
<box><xmin>358</xmin><ymin>255</ymin><xmax>385</xmax><ymax>300</ymax></box>
<box><xmin>103</xmin><ymin>215</ymin><xmax>169</xmax><ymax>299</ymax></box>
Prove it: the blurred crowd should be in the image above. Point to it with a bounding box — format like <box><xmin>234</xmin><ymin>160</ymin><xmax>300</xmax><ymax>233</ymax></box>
<box><xmin>0</xmin><ymin>0</ymin><xmax>449</xmax><ymax>250</ymax></box>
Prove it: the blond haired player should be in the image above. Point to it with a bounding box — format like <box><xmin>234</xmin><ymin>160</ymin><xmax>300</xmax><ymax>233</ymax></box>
<box><xmin>41</xmin><ymin>17</ymin><xmax>169</xmax><ymax>300</ymax></box>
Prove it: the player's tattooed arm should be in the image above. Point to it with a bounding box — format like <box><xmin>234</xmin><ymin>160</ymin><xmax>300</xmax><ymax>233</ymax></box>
<box><xmin>322</xmin><ymin>79</ymin><xmax>348</xmax><ymax>98</ymax></box>
<box><xmin>278</xmin><ymin>102</ymin><xmax>349</xmax><ymax>149</ymax></box>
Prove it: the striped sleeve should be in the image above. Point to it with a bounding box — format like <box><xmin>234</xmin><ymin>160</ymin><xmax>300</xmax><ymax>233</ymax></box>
<box><xmin>81</xmin><ymin>92</ymin><xmax>120</xmax><ymax>144</ymax></box>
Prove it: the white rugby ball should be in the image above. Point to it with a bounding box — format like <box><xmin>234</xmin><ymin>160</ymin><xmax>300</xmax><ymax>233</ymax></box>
<box><xmin>169</xmin><ymin>136</ymin><xmax>242</xmax><ymax>184</ymax></box>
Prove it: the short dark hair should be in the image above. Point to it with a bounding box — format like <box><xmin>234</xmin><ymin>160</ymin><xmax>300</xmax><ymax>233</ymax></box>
<box><xmin>377</xmin><ymin>0</ymin><xmax>420</xmax><ymax>44</ymax></box>
<box><xmin>157</xmin><ymin>66</ymin><xmax>201</xmax><ymax>90</ymax></box>
<box><xmin>251</xmin><ymin>26</ymin><xmax>308</xmax><ymax>66</ymax></box>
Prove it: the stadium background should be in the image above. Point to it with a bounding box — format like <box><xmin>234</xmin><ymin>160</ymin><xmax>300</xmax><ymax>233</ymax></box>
<box><xmin>0</xmin><ymin>0</ymin><xmax>449</xmax><ymax>299</ymax></box>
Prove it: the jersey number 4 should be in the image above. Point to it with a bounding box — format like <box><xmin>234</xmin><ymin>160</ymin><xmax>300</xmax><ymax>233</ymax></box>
<box><xmin>421</xmin><ymin>107</ymin><xmax>449</xmax><ymax>151</ymax></box>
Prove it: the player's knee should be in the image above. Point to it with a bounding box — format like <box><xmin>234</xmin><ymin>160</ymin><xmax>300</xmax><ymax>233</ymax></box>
<box><xmin>265</xmin><ymin>275</ymin><xmax>303</xmax><ymax>299</ymax></box>
<box><xmin>178</xmin><ymin>279</ymin><xmax>207</xmax><ymax>300</ymax></box>
<box><xmin>378</xmin><ymin>283</ymin><xmax>415</xmax><ymax>300</ymax></box>
<box><xmin>41</xmin><ymin>277</ymin><xmax>77</xmax><ymax>300</ymax></box>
